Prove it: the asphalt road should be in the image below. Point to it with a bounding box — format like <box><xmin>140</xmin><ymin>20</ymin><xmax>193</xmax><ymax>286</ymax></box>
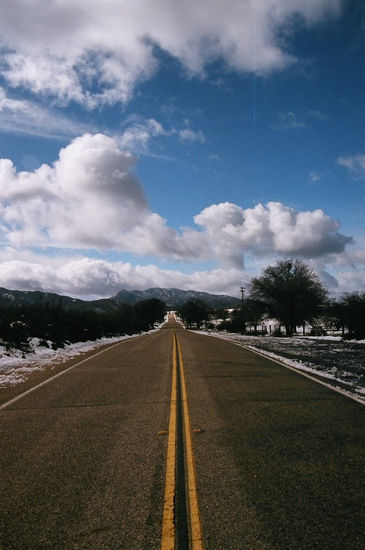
<box><xmin>1</xmin><ymin>318</ymin><xmax>364</xmax><ymax>549</ymax></box>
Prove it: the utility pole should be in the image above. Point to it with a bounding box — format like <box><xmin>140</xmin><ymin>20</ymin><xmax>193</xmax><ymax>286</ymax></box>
<box><xmin>240</xmin><ymin>286</ymin><xmax>246</xmax><ymax>334</ymax></box>
<box><xmin>240</xmin><ymin>286</ymin><xmax>245</xmax><ymax>306</ymax></box>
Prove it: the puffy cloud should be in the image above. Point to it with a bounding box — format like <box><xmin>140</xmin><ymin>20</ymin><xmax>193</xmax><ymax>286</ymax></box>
<box><xmin>0</xmin><ymin>257</ymin><xmax>245</xmax><ymax>299</ymax></box>
<box><xmin>194</xmin><ymin>203</ymin><xmax>247</xmax><ymax>267</ymax></box>
<box><xmin>0</xmin><ymin>135</ymin><xmax>353</xmax><ymax>267</ymax></box>
<box><xmin>0</xmin><ymin>134</ymin><xmax>146</xmax><ymax>248</ymax></box>
<box><xmin>0</xmin><ymin>133</ymin><xmax>207</xmax><ymax>258</ymax></box>
<box><xmin>338</xmin><ymin>153</ymin><xmax>365</xmax><ymax>179</ymax></box>
<box><xmin>266</xmin><ymin>202</ymin><xmax>352</xmax><ymax>256</ymax></box>
<box><xmin>0</xmin><ymin>251</ymin><xmax>363</xmax><ymax>299</ymax></box>
<box><xmin>0</xmin><ymin>0</ymin><xmax>342</xmax><ymax>106</ymax></box>
<box><xmin>195</xmin><ymin>201</ymin><xmax>352</xmax><ymax>267</ymax></box>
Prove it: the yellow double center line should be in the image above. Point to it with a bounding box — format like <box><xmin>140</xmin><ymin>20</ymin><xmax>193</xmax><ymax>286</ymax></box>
<box><xmin>161</xmin><ymin>331</ymin><xmax>204</xmax><ymax>550</ymax></box>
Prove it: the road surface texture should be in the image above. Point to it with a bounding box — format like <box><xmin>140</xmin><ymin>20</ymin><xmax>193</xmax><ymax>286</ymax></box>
<box><xmin>0</xmin><ymin>317</ymin><xmax>364</xmax><ymax>549</ymax></box>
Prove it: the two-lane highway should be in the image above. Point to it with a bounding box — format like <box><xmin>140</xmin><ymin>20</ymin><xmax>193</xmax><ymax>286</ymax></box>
<box><xmin>1</xmin><ymin>318</ymin><xmax>364</xmax><ymax>549</ymax></box>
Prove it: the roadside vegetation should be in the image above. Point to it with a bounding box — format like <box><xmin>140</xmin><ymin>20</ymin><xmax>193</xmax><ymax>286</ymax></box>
<box><xmin>1</xmin><ymin>258</ymin><xmax>364</xmax><ymax>356</ymax></box>
<box><xmin>0</xmin><ymin>298</ymin><xmax>166</xmax><ymax>352</ymax></box>
<box><xmin>177</xmin><ymin>259</ymin><xmax>365</xmax><ymax>340</ymax></box>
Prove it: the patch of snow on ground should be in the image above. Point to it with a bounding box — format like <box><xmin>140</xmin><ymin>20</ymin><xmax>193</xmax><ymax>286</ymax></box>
<box><xmin>195</xmin><ymin>331</ymin><xmax>365</xmax><ymax>404</ymax></box>
<box><xmin>0</xmin><ymin>325</ymin><xmax>163</xmax><ymax>388</ymax></box>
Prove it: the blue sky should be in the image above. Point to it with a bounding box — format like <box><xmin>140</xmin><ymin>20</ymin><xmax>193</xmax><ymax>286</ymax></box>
<box><xmin>0</xmin><ymin>0</ymin><xmax>364</xmax><ymax>299</ymax></box>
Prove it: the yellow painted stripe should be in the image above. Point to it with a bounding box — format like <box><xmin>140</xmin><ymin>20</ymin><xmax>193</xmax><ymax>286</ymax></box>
<box><xmin>175</xmin><ymin>334</ymin><xmax>204</xmax><ymax>550</ymax></box>
<box><xmin>161</xmin><ymin>334</ymin><xmax>177</xmax><ymax>550</ymax></box>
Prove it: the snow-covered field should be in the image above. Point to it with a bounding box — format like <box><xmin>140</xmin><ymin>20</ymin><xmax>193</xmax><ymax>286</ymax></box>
<box><xmin>0</xmin><ymin>325</ymin><xmax>163</xmax><ymax>388</ymax></box>
<box><xmin>198</xmin><ymin>331</ymin><xmax>365</xmax><ymax>404</ymax></box>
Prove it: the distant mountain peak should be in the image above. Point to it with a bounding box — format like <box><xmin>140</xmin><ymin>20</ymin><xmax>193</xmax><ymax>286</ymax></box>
<box><xmin>0</xmin><ymin>286</ymin><xmax>240</xmax><ymax>310</ymax></box>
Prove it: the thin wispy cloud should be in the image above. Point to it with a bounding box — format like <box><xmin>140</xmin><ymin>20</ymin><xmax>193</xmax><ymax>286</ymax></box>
<box><xmin>178</xmin><ymin>128</ymin><xmax>205</xmax><ymax>143</ymax></box>
<box><xmin>118</xmin><ymin>116</ymin><xmax>205</xmax><ymax>152</ymax></box>
<box><xmin>0</xmin><ymin>87</ymin><xmax>94</xmax><ymax>140</ymax></box>
<box><xmin>119</xmin><ymin>118</ymin><xmax>167</xmax><ymax>151</ymax></box>
<box><xmin>270</xmin><ymin>111</ymin><xmax>306</xmax><ymax>130</ymax></box>
<box><xmin>338</xmin><ymin>153</ymin><xmax>365</xmax><ymax>179</ymax></box>
<box><xmin>307</xmin><ymin>109</ymin><xmax>327</xmax><ymax>121</ymax></box>
<box><xmin>308</xmin><ymin>170</ymin><xmax>330</xmax><ymax>183</ymax></box>
<box><xmin>309</xmin><ymin>171</ymin><xmax>321</xmax><ymax>183</ymax></box>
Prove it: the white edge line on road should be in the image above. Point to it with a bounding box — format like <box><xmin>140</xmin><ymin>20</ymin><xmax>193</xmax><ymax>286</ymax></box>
<box><xmin>199</xmin><ymin>332</ymin><xmax>364</xmax><ymax>406</ymax></box>
<box><xmin>243</xmin><ymin>344</ymin><xmax>364</xmax><ymax>405</ymax></box>
<box><xmin>0</xmin><ymin>339</ymin><xmax>126</xmax><ymax>410</ymax></box>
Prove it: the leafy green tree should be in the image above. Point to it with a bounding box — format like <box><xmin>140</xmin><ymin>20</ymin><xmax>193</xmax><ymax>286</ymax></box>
<box><xmin>250</xmin><ymin>258</ymin><xmax>327</xmax><ymax>336</ymax></box>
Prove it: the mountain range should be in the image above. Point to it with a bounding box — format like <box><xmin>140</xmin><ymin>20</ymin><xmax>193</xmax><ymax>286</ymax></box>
<box><xmin>0</xmin><ymin>287</ymin><xmax>240</xmax><ymax>310</ymax></box>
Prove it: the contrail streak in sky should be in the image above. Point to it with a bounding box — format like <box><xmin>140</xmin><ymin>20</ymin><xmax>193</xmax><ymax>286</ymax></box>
<box><xmin>253</xmin><ymin>20</ymin><xmax>256</xmax><ymax>129</ymax></box>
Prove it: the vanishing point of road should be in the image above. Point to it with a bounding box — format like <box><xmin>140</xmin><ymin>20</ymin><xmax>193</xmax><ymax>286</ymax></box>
<box><xmin>0</xmin><ymin>316</ymin><xmax>364</xmax><ymax>549</ymax></box>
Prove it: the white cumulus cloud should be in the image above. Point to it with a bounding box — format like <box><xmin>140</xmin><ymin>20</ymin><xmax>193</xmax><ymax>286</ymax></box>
<box><xmin>0</xmin><ymin>135</ymin><xmax>353</xmax><ymax>268</ymax></box>
<box><xmin>0</xmin><ymin>133</ymin><xmax>207</xmax><ymax>259</ymax></box>
<box><xmin>195</xmin><ymin>201</ymin><xmax>352</xmax><ymax>267</ymax></box>
<box><xmin>0</xmin><ymin>134</ymin><xmax>146</xmax><ymax>248</ymax></box>
<box><xmin>0</xmin><ymin>0</ymin><xmax>342</xmax><ymax>106</ymax></box>
<box><xmin>0</xmin><ymin>256</ymin><xmax>245</xmax><ymax>299</ymax></box>
<box><xmin>0</xmin><ymin>251</ymin><xmax>362</xmax><ymax>299</ymax></box>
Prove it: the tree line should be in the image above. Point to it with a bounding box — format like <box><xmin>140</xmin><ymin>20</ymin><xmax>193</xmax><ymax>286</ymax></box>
<box><xmin>177</xmin><ymin>259</ymin><xmax>365</xmax><ymax>339</ymax></box>
<box><xmin>1</xmin><ymin>258</ymin><xmax>363</xmax><ymax>353</ymax></box>
<box><xmin>0</xmin><ymin>298</ymin><xmax>166</xmax><ymax>352</ymax></box>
